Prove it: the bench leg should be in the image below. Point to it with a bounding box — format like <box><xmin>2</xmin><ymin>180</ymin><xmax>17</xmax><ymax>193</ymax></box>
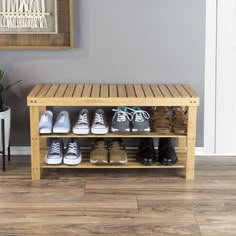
<box><xmin>178</xmin><ymin>136</ymin><xmax>186</xmax><ymax>151</ymax></box>
<box><xmin>185</xmin><ymin>106</ymin><xmax>197</xmax><ymax>180</ymax></box>
<box><xmin>30</xmin><ymin>106</ymin><xmax>41</xmax><ymax>180</ymax></box>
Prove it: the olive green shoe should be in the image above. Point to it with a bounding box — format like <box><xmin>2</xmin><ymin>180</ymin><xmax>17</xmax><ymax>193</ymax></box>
<box><xmin>90</xmin><ymin>140</ymin><xmax>108</xmax><ymax>164</ymax></box>
<box><xmin>109</xmin><ymin>140</ymin><xmax>128</xmax><ymax>164</ymax></box>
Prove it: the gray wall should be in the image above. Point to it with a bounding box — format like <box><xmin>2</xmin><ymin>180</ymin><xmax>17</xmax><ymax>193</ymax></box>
<box><xmin>0</xmin><ymin>0</ymin><xmax>205</xmax><ymax>147</ymax></box>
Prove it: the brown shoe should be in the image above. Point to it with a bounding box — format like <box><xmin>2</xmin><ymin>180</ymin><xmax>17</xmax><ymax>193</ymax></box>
<box><xmin>109</xmin><ymin>140</ymin><xmax>127</xmax><ymax>164</ymax></box>
<box><xmin>172</xmin><ymin>106</ymin><xmax>188</xmax><ymax>134</ymax></box>
<box><xmin>90</xmin><ymin>140</ymin><xmax>108</xmax><ymax>164</ymax></box>
<box><xmin>152</xmin><ymin>107</ymin><xmax>172</xmax><ymax>133</ymax></box>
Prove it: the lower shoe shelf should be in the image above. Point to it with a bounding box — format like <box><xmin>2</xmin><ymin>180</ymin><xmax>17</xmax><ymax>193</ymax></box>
<box><xmin>40</xmin><ymin>150</ymin><xmax>187</xmax><ymax>169</ymax></box>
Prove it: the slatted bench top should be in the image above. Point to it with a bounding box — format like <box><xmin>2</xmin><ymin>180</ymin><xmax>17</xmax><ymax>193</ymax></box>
<box><xmin>27</xmin><ymin>84</ymin><xmax>199</xmax><ymax>107</ymax></box>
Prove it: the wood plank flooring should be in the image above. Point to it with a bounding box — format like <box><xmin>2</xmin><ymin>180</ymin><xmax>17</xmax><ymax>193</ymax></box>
<box><xmin>1</xmin><ymin>156</ymin><xmax>236</xmax><ymax>236</ymax></box>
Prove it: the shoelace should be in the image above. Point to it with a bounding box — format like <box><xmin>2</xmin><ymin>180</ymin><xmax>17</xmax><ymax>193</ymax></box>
<box><xmin>94</xmin><ymin>113</ymin><xmax>105</xmax><ymax>125</ymax></box>
<box><xmin>129</xmin><ymin>109</ymin><xmax>150</xmax><ymax>123</ymax></box>
<box><xmin>112</xmin><ymin>109</ymin><xmax>131</xmax><ymax>122</ymax></box>
<box><xmin>77</xmin><ymin>113</ymin><xmax>88</xmax><ymax>125</ymax></box>
<box><xmin>49</xmin><ymin>142</ymin><xmax>61</xmax><ymax>155</ymax></box>
<box><xmin>67</xmin><ymin>142</ymin><xmax>78</xmax><ymax>155</ymax></box>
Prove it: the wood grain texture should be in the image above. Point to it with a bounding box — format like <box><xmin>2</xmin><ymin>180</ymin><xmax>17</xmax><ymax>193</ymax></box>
<box><xmin>1</xmin><ymin>156</ymin><xmax>236</xmax><ymax>235</ymax></box>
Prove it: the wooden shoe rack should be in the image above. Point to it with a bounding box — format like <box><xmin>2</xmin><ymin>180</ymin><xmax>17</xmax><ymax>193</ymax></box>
<box><xmin>27</xmin><ymin>84</ymin><xmax>199</xmax><ymax>180</ymax></box>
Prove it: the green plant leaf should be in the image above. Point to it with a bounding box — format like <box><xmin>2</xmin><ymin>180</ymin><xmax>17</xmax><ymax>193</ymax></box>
<box><xmin>4</xmin><ymin>80</ymin><xmax>23</xmax><ymax>93</ymax></box>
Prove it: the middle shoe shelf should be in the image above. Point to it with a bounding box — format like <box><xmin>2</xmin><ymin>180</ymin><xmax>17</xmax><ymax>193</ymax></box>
<box><xmin>40</xmin><ymin>133</ymin><xmax>186</xmax><ymax>138</ymax></box>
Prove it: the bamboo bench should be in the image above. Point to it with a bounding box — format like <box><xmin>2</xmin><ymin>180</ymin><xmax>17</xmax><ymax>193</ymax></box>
<box><xmin>27</xmin><ymin>83</ymin><xmax>199</xmax><ymax>180</ymax></box>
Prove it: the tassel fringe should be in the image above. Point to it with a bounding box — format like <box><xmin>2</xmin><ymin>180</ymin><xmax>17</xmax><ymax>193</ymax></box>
<box><xmin>0</xmin><ymin>0</ymin><xmax>49</xmax><ymax>29</ymax></box>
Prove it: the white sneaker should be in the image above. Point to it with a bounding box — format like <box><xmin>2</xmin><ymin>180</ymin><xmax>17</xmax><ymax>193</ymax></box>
<box><xmin>73</xmin><ymin>109</ymin><xmax>90</xmax><ymax>134</ymax></box>
<box><xmin>53</xmin><ymin>111</ymin><xmax>71</xmax><ymax>133</ymax></box>
<box><xmin>39</xmin><ymin>110</ymin><xmax>53</xmax><ymax>134</ymax></box>
<box><xmin>45</xmin><ymin>139</ymin><xmax>63</xmax><ymax>165</ymax></box>
<box><xmin>91</xmin><ymin>109</ymin><xmax>109</xmax><ymax>134</ymax></box>
<box><xmin>63</xmin><ymin>139</ymin><xmax>82</xmax><ymax>165</ymax></box>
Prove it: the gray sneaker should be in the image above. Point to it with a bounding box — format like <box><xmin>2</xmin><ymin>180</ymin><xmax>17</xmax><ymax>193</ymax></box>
<box><xmin>73</xmin><ymin>109</ymin><xmax>90</xmax><ymax>134</ymax></box>
<box><xmin>45</xmin><ymin>139</ymin><xmax>64</xmax><ymax>165</ymax></box>
<box><xmin>129</xmin><ymin>107</ymin><xmax>150</xmax><ymax>132</ymax></box>
<box><xmin>91</xmin><ymin>109</ymin><xmax>109</xmax><ymax>134</ymax></box>
<box><xmin>63</xmin><ymin>139</ymin><xmax>82</xmax><ymax>165</ymax></box>
<box><xmin>111</xmin><ymin>106</ymin><xmax>131</xmax><ymax>132</ymax></box>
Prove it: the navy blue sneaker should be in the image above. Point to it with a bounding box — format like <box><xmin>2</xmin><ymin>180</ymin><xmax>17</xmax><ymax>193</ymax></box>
<box><xmin>64</xmin><ymin>139</ymin><xmax>82</xmax><ymax>165</ymax></box>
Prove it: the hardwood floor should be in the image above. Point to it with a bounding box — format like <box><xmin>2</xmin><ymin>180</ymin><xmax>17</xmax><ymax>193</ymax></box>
<box><xmin>1</xmin><ymin>156</ymin><xmax>236</xmax><ymax>235</ymax></box>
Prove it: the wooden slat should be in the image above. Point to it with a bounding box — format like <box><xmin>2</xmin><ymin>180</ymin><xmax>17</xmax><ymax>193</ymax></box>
<box><xmin>117</xmin><ymin>84</ymin><xmax>127</xmax><ymax>97</ymax></box>
<box><xmin>73</xmin><ymin>84</ymin><xmax>84</xmax><ymax>98</ymax></box>
<box><xmin>126</xmin><ymin>84</ymin><xmax>136</xmax><ymax>97</ymax></box>
<box><xmin>82</xmin><ymin>84</ymin><xmax>92</xmax><ymax>97</ymax></box>
<box><xmin>45</xmin><ymin>84</ymin><xmax>59</xmax><ymax>97</ymax></box>
<box><xmin>134</xmin><ymin>84</ymin><xmax>145</xmax><ymax>98</ymax></box>
<box><xmin>109</xmin><ymin>84</ymin><xmax>118</xmax><ymax>97</ymax></box>
<box><xmin>36</xmin><ymin>84</ymin><xmax>51</xmax><ymax>97</ymax></box>
<box><xmin>54</xmin><ymin>84</ymin><xmax>68</xmax><ymax>97</ymax></box>
<box><xmin>166</xmin><ymin>84</ymin><xmax>182</xmax><ymax>98</ymax></box>
<box><xmin>27</xmin><ymin>84</ymin><xmax>43</xmax><ymax>98</ymax></box>
<box><xmin>174</xmin><ymin>84</ymin><xmax>191</xmax><ymax>98</ymax></box>
<box><xmin>142</xmin><ymin>85</ymin><xmax>154</xmax><ymax>97</ymax></box>
<box><xmin>91</xmin><ymin>84</ymin><xmax>100</xmax><ymax>98</ymax></box>
<box><xmin>100</xmin><ymin>84</ymin><xmax>109</xmax><ymax>98</ymax></box>
<box><xmin>158</xmin><ymin>84</ymin><xmax>172</xmax><ymax>97</ymax></box>
<box><xmin>64</xmin><ymin>84</ymin><xmax>76</xmax><ymax>97</ymax></box>
<box><xmin>150</xmin><ymin>84</ymin><xmax>163</xmax><ymax>98</ymax></box>
<box><xmin>183</xmin><ymin>84</ymin><xmax>199</xmax><ymax>98</ymax></box>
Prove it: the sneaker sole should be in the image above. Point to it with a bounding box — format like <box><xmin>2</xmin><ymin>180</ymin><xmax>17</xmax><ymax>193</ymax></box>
<box><xmin>91</xmin><ymin>128</ymin><xmax>109</xmax><ymax>134</ymax></box>
<box><xmin>64</xmin><ymin>155</ymin><xmax>82</xmax><ymax>165</ymax></box>
<box><xmin>73</xmin><ymin>128</ymin><xmax>90</xmax><ymax>134</ymax></box>
<box><xmin>90</xmin><ymin>159</ymin><xmax>108</xmax><ymax>164</ymax></box>
<box><xmin>40</xmin><ymin>128</ymin><xmax>52</xmax><ymax>134</ymax></box>
<box><xmin>45</xmin><ymin>156</ymin><xmax>63</xmax><ymax>165</ymax></box>
<box><xmin>132</xmin><ymin>127</ymin><xmax>150</xmax><ymax>132</ymax></box>
<box><xmin>53</xmin><ymin>128</ymin><xmax>70</xmax><ymax>133</ymax></box>
<box><xmin>111</xmin><ymin>127</ymin><xmax>130</xmax><ymax>132</ymax></box>
<box><xmin>109</xmin><ymin>159</ymin><xmax>128</xmax><ymax>164</ymax></box>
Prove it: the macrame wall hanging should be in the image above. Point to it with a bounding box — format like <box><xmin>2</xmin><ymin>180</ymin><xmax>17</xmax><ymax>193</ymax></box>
<box><xmin>0</xmin><ymin>0</ymin><xmax>57</xmax><ymax>34</ymax></box>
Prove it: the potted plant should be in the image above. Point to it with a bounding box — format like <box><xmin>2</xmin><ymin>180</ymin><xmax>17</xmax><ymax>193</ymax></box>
<box><xmin>0</xmin><ymin>69</ymin><xmax>22</xmax><ymax>151</ymax></box>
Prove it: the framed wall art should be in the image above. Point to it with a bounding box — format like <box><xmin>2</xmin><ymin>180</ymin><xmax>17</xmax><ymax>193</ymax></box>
<box><xmin>0</xmin><ymin>0</ymin><xmax>73</xmax><ymax>49</ymax></box>
<box><xmin>0</xmin><ymin>0</ymin><xmax>58</xmax><ymax>34</ymax></box>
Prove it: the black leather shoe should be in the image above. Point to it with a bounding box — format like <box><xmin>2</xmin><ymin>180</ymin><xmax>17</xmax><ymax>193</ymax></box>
<box><xmin>158</xmin><ymin>138</ymin><xmax>178</xmax><ymax>165</ymax></box>
<box><xmin>136</xmin><ymin>138</ymin><xmax>156</xmax><ymax>165</ymax></box>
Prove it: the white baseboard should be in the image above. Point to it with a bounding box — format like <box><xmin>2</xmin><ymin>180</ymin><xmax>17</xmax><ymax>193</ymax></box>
<box><xmin>10</xmin><ymin>146</ymin><xmax>31</xmax><ymax>155</ymax></box>
<box><xmin>8</xmin><ymin>146</ymin><xmax>236</xmax><ymax>157</ymax></box>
